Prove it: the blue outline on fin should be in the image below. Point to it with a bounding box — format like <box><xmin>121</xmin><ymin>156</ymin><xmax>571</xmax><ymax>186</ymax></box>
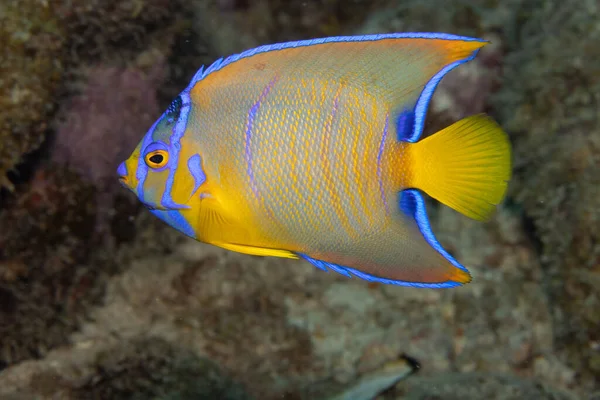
<box><xmin>188</xmin><ymin>32</ymin><xmax>484</xmax><ymax>144</ymax></box>
<box><xmin>297</xmin><ymin>189</ymin><xmax>471</xmax><ymax>289</ymax></box>
<box><xmin>298</xmin><ymin>253</ymin><xmax>462</xmax><ymax>289</ymax></box>
<box><xmin>191</xmin><ymin>32</ymin><xmax>485</xmax><ymax>91</ymax></box>
<box><xmin>399</xmin><ymin>188</ymin><xmax>470</xmax><ymax>273</ymax></box>
<box><xmin>407</xmin><ymin>49</ymin><xmax>482</xmax><ymax>143</ymax></box>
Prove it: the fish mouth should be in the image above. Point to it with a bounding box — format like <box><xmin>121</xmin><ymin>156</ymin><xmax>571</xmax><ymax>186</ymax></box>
<box><xmin>118</xmin><ymin>177</ymin><xmax>129</xmax><ymax>188</ymax></box>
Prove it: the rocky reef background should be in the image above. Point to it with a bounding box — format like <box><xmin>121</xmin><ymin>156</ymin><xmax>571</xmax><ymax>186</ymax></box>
<box><xmin>0</xmin><ymin>0</ymin><xmax>598</xmax><ymax>399</ymax></box>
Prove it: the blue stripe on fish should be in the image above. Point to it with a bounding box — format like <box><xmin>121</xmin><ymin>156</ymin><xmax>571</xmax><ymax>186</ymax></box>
<box><xmin>377</xmin><ymin>114</ymin><xmax>390</xmax><ymax>213</ymax></box>
<box><xmin>189</xmin><ymin>65</ymin><xmax>205</xmax><ymax>86</ymax></box>
<box><xmin>395</xmin><ymin>110</ymin><xmax>414</xmax><ymax>142</ymax></box>
<box><xmin>245</xmin><ymin>77</ymin><xmax>278</xmax><ymax>201</ymax></box>
<box><xmin>196</xmin><ymin>32</ymin><xmax>485</xmax><ymax>83</ymax></box>
<box><xmin>117</xmin><ymin>161</ymin><xmax>127</xmax><ymax>177</ymax></box>
<box><xmin>160</xmin><ymin>92</ymin><xmax>193</xmax><ymax>209</ymax></box>
<box><xmin>147</xmin><ymin>63</ymin><xmax>210</xmax><ymax>209</ymax></box>
<box><xmin>298</xmin><ymin>253</ymin><xmax>461</xmax><ymax>289</ymax></box>
<box><xmin>187</xmin><ymin>154</ymin><xmax>206</xmax><ymax>194</ymax></box>
<box><xmin>408</xmin><ymin>50</ymin><xmax>482</xmax><ymax>142</ymax></box>
<box><xmin>399</xmin><ymin>189</ymin><xmax>469</xmax><ymax>275</ymax></box>
<box><xmin>322</xmin><ymin>87</ymin><xmax>346</xmax><ymax>229</ymax></box>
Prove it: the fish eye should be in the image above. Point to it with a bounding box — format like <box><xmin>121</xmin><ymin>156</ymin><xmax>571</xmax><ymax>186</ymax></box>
<box><xmin>144</xmin><ymin>149</ymin><xmax>169</xmax><ymax>169</ymax></box>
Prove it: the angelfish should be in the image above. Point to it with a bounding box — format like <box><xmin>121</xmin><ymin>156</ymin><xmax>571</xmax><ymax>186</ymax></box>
<box><xmin>117</xmin><ymin>33</ymin><xmax>511</xmax><ymax>288</ymax></box>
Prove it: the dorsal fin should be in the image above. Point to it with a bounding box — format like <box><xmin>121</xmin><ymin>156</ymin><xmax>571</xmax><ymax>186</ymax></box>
<box><xmin>192</xmin><ymin>33</ymin><xmax>487</xmax><ymax>142</ymax></box>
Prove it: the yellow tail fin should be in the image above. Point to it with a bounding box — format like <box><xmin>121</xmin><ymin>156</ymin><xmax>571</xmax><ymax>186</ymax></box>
<box><xmin>410</xmin><ymin>114</ymin><xmax>511</xmax><ymax>221</ymax></box>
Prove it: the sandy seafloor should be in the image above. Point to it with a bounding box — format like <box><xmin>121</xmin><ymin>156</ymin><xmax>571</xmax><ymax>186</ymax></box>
<box><xmin>0</xmin><ymin>0</ymin><xmax>598</xmax><ymax>399</ymax></box>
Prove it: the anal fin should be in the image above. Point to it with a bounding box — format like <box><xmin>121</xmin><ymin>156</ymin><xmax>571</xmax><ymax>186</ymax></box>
<box><xmin>296</xmin><ymin>189</ymin><xmax>472</xmax><ymax>289</ymax></box>
<box><xmin>399</xmin><ymin>189</ymin><xmax>471</xmax><ymax>285</ymax></box>
<box><xmin>298</xmin><ymin>253</ymin><xmax>468</xmax><ymax>289</ymax></box>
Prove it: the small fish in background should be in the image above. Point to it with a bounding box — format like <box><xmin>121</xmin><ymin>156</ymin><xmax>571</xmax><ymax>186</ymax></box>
<box><xmin>118</xmin><ymin>33</ymin><xmax>511</xmax><ymax>288</ymax></box>
<box><xmin>322</xmin><ymin>355</ymin><xmax>419</xmax><ymax>400</ymax></box>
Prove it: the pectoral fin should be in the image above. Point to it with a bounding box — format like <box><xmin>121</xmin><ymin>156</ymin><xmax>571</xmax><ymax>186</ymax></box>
<box><xmin>217</xmin><ymin>243</ymin><xmax>298</xmax><ymax>259</ymax></box>
<box><xmin>198</xmin><ymin>198</ymin><xmax>297</xmax><ymax>259</ymax></box>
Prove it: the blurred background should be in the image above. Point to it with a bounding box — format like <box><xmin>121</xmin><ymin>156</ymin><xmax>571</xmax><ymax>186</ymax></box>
<box><xmin>0</xmin><ymin>0</ymin><xmax>598</xmax><ymax>399</ymax></box>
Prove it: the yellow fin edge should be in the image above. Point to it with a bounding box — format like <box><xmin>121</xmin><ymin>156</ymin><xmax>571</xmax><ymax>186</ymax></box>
<box><xmin>214</xmin><ymin>242</ymin><xmax>298</xmax><ymax>259</ymax></box>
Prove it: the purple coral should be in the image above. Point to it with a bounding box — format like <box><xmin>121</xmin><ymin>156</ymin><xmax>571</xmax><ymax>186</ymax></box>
<box><xmin>52</xmin><ymin>62</ymin><xmax>166</xmax><ymax>189</ymax></box>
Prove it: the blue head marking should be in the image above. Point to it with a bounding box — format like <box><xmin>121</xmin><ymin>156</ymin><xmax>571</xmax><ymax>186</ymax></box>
<box><xmin>135</xmin><ymin>84</ymin><xmax>197</xmax><ymax>210</ymax></box>
<box><xmin>160</xmin><ymin>94</ymin><xmax>193</xmax><ymax>209</ymax></box>
<box><xmin>118</xmin><ymin>62</ymin><xmax>211</xmax><ymax>240</ymax></box>
<box><xmin>188</xmin><ymin>154</ymin><xmax>206</xmax><ymax>194</ymax></box>
<box><xmin>149</xmin><ymin>209</ymin><xmax>196</xmax><ymax>239</ymax></box>
<box><xmin>117</xmin><ymin>162</ymin><xmax>127</xmax><ymax>177</ymax></box>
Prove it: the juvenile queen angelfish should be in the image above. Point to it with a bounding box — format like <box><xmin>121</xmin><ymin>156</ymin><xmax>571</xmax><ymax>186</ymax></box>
<box><xmin>118</xmin><ymin>33</ymin><xmax>511</xmax><ymax>288</ymax></box>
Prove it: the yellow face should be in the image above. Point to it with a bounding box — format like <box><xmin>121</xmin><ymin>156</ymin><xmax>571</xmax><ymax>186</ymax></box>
<box><xmin>117</xmin><ymin>94</ymin><xmax>207</xmax><ymax>239</ymax></box>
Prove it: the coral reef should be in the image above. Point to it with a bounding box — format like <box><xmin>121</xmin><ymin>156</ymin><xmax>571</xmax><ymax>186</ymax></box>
<box><xmin>194</xmin><ymin>0</ymin><xmax>386</xmax><ymax>56</ymax></box>
<box><xmin>492</xmin><ymin>0</ymin><xmax>600</xmax><ymax>392</ymax></box>
<box><xmin>52</xmin><ymin>59</ymin><xmax>166</xmax><ymax>188</ymax></box>
<box><xmin>0</xmin><ymin>0</ymin><xmax>194</xmax><ymax>189</ymax></box>
<box><xmin>51</xmin><ymin>0</ymin><xmax>203</xmax><ymax>189</ymax></box>
<box><xmin>0</xmin><ymin>335</ymin><xmax>253</xmax><ymax>400</ymax></box>
<box><xmin>58</xmin><ymin>0</ymin><xmax>186</xmax><ymax>64</ymax></box>
<box><xmin>0</xmin><ymin>208</ymin><xmax>582</xmax><ymax>399</ymax></box>
<box><xmin>0</xmin><ymin>1</ymin><xmax>65</xmax><ymax>189</ymax></box>
<box><xmin>393</xmin><ymin>372</ymin><xmax>579</xmax><ymax>400</ymax></box>
<box><xmin>0</xmin><ymin>167</ymin><xmax>105</xmax><ymax>367</ymax></box>
<box><xmin>0</xmin><ymin>0</ymin><xmax>203</xmax><ymax>372</ymax></box>
<box><xmin>72</xmin><ymin>337</ymin><xmax>252</xmax><ymax>400</ymax></box>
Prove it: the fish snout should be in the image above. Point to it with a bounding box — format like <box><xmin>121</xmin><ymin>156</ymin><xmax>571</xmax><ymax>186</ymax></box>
<box><xmin>117</xmin><ymin>162</ymin><xmax>129</xmax><ymax>187</ymax></box>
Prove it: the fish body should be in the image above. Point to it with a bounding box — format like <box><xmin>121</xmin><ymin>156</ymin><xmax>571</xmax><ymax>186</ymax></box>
<box><xmin>118</xmin><ymin>33</ymin><xmax>511</xmax><ymax>288</ymax></box>
<box><xmin>323</xmin><ymin>356</ymin><xmax>418</xmax><ymax>400</ymax></box>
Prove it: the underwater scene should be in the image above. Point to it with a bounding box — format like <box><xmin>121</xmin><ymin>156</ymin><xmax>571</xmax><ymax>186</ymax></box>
<box><xmin>0</xmin><ymin>0</ymin><xmax>598</xmax><ymax>399</ymax></box>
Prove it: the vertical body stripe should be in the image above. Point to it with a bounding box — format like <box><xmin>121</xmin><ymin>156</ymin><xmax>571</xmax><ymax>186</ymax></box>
<box><xmin>318</xmin><ymin>84</ymin><xmax>337</xmax><ymax>194</ymax></box>
<box><xmin>320</xmin><ymin>84</ymin><xmax>355</xmax><ymax>236</ymax></box>
<box><xmin>187</xmin><ymin>154</ymin><xmax>206</xmax><ymax>194</ymax></box>
<box><xmin>377</xmin><ymin>114</ymin><xmax>390</xmax><ymax>213</ymax></box>
<box><xmin>245</xmin><ymin>77</ymin><xmax>278</xmax><ymax>200</ymax></box>
<box><xmin>161</xmin><ymin>93</ymin><xmax>194</xmax><ymax>209</ymax></box>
